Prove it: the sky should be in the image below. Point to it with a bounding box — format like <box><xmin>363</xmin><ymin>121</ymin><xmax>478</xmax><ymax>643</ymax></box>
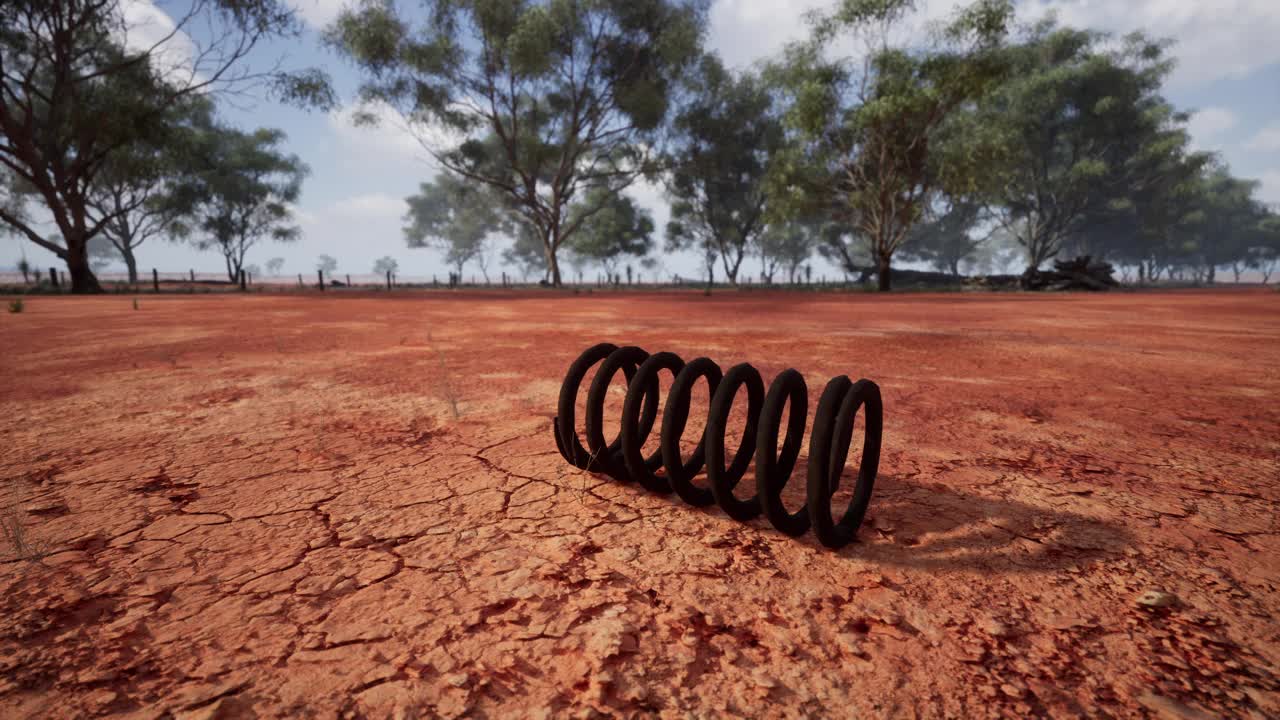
<box><xmin>5</xmin><ymin>0</ymin><xmax>1280</xmax><ymax>280</ymax></box>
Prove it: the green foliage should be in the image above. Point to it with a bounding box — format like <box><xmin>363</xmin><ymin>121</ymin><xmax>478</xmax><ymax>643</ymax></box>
<box><xmin>767</xmin><ymin>0</ymin><xmax>1013</xmax><ymax>290</ymax></box>
<box><xmin>0</xmin><ymin>0</ymin><xmax>318</xmax><ymax>293</ymax></box>
<box><xmin>7</xmin><ymin>298</ymin><xmax>23</xmax><ymax>313</ymax></box>
<box><xmin>756</xmin><ymin>221</ymin><xmax>821</xmax><ymax>283</ymax></box>
<box><xmin>566</xmin><ymin>188</ymin><xmax>655</xmax><ymax>274</ymax></box>
<box><xmin>171</xmin><ymin>123</ymin><xmax>309</xmax><ymax>283</ymax></box>
<box><xmin>88</xmin><ymin>95</ymin><xmax>217</xmax><ymax>283</ymax></box>
<box><xmin>900</xmin><ymin>199</ymin><xmax>989</xmax><ymax>276</ymax></box>
<box><xmin>967</xmin><ymin>21</ymin><xmax>1184</xmax><ymax>270</ymax></box>
<box><xmin>327</xmin><ymin>0</ymin><xmax>709</xmax><ymax>285</ymax></box>
<box><xmin>373</xmin><ymin>256</ymin><xmax>399</xmax><ymax>275</ymax></box>
<box><xmin>317</xmin><ymin>255</ymin><xmax>338</xmax><ymax>274</ymax></box>
<box><xmin>665</xmin><ymin>55</ymin><xmax>783</xmax><ymax>284</ymax></box>
<box><xmin>502</xmin><ymin>224</ymin><xmax>549</xmax><ymax>281</ymax></box>
<box><xmin>404</xmin><ymin>173</ymin><xmax>511</xmax><ymax>275</ymax></box>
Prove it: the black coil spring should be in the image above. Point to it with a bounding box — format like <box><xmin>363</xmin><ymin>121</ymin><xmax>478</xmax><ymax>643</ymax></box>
<box><xmin>552</xmin><ymin>343</ymin><xmax>884</xmax><ymax>549</ymax></box>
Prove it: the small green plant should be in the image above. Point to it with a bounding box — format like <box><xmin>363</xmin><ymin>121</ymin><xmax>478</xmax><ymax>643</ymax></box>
<box><xmin>7</xmin><ymin>298</ymin><xmax>23</xmax><ymax>313</ymax></box>
<box><xmin>132</xmin><ymin>297</ymin><xmax>140</xmax><ymax>310</ymax></box>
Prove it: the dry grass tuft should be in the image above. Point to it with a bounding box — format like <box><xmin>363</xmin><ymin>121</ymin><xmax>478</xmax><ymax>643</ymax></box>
<box><xmin>426</xmin><ymin>331</ymin><xmax>461</xmax><ymax>419</ymax></box>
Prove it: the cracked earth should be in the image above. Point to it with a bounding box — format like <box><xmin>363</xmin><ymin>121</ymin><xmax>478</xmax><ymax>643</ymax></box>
<box><xmin>1</xmin><ymin>289</ymin><xmax>1277</xmax><ymax>718</ymax></box>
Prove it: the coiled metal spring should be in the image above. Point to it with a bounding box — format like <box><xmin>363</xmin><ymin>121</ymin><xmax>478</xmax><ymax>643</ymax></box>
<box><xmin>552</xmin><ymin>343</ymin><xmax>883</xmax><ymax>549</ymax></box>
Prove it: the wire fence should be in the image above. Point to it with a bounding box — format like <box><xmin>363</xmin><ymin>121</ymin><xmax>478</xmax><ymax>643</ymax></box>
<box><xmin>0</xmin><ymin>267</ymin><xmax>835</xmax><ymax>291</ymax></box>
<box><xmin>0</xmin><ymin>268</ymin><xmax>747</xmax><ymax>291</ymax></box>
<box><xmin>0</xmin><ymin>268</ymin><xmax>525</xmax><ymax>290</ymax></box>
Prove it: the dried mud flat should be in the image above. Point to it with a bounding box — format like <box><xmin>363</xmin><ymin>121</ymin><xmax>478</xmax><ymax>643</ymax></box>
<box><xmin>1</xmin><ymin>289</ymin><xmax>1277</xmax><ymax>719</ymax></box>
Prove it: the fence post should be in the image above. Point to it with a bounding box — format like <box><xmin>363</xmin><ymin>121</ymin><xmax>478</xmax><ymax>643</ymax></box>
<box><xmin>50</xmin><ymin>267</ymin><xmax>59</xmax><ymax>288</ymax></box>
<box><xmin>59</xmin><ymin>270</ymin><xmax>66</xmax><ymax>287</ymax></box>
<box><xmin>189</xmin><ymin>269</ymin><xmax>195</xmax><ymax>282</ymax></box>
<box><xmin>386</xmin><ymin>269</ymin><xmax>392</xmax><ymax>290</ymax></box>
<box><xmin>297</xmin><ymin>273</ymin><xmax>303</xmax><ymax>288</ymax></box>
<box><xmin>346</xmin><ymin>274</ymin><xmax>351</xmax><ymax>287</ymax></box>
<box><xmin>152</xmin><ymin>268</ymin><xmax>159</xmax><ymax>293</ymax></box>
<box><xmin>238</xmin><ymin>269</ymin><xmax>246</xmax><ymax>291</ymax></box>
<box><xmin>318</xmin><ymin>270</ymin><xmax>325</xmax><ymax>291</ymax></box>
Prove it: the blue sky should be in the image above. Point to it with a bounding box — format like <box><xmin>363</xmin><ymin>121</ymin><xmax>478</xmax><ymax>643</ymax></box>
<box><xmin>5</xmin><ymin>0</ymin><xmax>1280</xmax><ymax>279</ymax></box>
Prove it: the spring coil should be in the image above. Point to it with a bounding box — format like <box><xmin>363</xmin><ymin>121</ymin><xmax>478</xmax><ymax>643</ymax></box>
<box><xmin>552</xmin><ymin>343</ymin><xmax>884</xmax><ymax>549</ymax></box>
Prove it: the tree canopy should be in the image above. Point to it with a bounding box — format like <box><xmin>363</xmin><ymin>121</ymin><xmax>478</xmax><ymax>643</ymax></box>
<box><xmin>172</xmin><ymin>124</ymin><xmax>309</xmax><ymax>283</ymax></box>
<box><xmin>665</xmin><ymin>55</ymin><xmax>783</xmax><ymax>284</ymax></box>
<box><xmin>0</xmin><ymin>0</ymin><xmax>325</xmax><ymax>292</ymax></box>
<box><xmin>567</xmin><ymin>188</ymin><xmax>655</xmax><ymax>275</ymax></box>
<box><xmin>327</xmin><ymin>0</ymin><xmax>709</xmax><ymax>286</ymax></box>
<box><xmin>404</xmin><ymin>172</ymin><xmax>511</xmax><ymax>278</ymax></box>
<box><xmin>767</xmin><ymin>0</ymin><xmax>1015</xmax><ymax>290</ymax></box>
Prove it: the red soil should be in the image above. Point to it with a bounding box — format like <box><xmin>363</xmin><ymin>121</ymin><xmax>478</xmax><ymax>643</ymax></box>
<box><xmin>1</xmin><ymin>288</ymin><xmax>1277</xmax><ymax>718</ymax></box>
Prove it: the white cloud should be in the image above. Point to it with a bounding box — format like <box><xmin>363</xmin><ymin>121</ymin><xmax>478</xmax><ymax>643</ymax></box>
<box><xmin>707</xmin><ymin>0</ymin><xmax>827</xmax><ymax>69</ymax></box>
<box><xmin>1186</xmin><ymin>107</ymin><xmax>1239</xmax><ymax>151</ymax></box>
<box><xmin>709</xmin><ymin>1</ymin><xmax>1280</xmax><ymax>89</ymax></box>
<box><xmin>1256</xmin><ymin>170</ymin><xmax>1280</xmax><ymax>206</ymax></box>
<box><xmin>289</xmin><ymin>0</ymin><xmax>349</xmax><ymax>31</ymax></box>
<box><xmin>1021</xmin><ymin>0</ymin><xmax>1280</xmax><ymax>89</ymax></box>
<box><xmin>328</xmin><ymin>101</ymin><xmax>427</xmax><ymax>159</ymax></box>
<box><xmin>331</xmin><ymin>193</ymin><xmax>404</xmax><ymax>219</ymax></box>
<box><xmin>707</xmin><ymin>0</ymin><xmax>961</xmax><ymax>70</ymax></box>
<box><xmin>120</xmin><ymin>0</ymin><xmax>198</xmax><ymax>82</ymax></box>
<box><xmin>1244</xmin><ymin>124</ymin><xmax>1280</xmax><ymax>153</ymax></box>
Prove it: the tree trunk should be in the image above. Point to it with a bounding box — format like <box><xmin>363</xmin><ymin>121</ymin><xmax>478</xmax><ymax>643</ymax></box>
<box><xmin>546</xmin><ymin>245</ymin><xmax>562</xmax><ymax>287</ymax></box>
<box><xmin>66</xmin><ymin>243</ymin><xmax>102</xmax><ymax>293</ymax></box>
<box><xmin>124</xmin><ymin>249</ymin><xmax>139</xmax><ymax>285</ymax></box>
<box><xmin>877</xmin><ymin>255</ymin><xmax>892</xmax><ymax>292</ymax></box>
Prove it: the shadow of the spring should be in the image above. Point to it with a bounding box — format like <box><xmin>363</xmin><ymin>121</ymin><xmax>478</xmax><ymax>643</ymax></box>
<box><xmin>597</xmin><ymin>456</ymin><xmax>1135</xmax><ymax>573</ymax></box>
<box><xmin>836</xmin><ymin>472</ymin><xmax>1135</xmax><ymax>572</ymax></box>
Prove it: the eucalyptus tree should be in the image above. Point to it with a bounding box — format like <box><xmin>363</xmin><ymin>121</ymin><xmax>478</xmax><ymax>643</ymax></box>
<box><xmin>567</xmin><ymin>187</ymin><xmax>655</xmax><ymax>277</ymax></box>
<box><xmin>266</xmin><ymin>257</ymin><xmax>286</xmax><ymax>275</ymax></box>
<box><xmin>373</xmin><ymin>256</ymin><xmax>399</xmax><ymax>275</ymax></box>
<box><xmin>503</xmin><ymin>224</ymin><xmax>549</xmax><ymax>281</ymax></box>
<box><xmin>767</xmin><ymin>0</ymin><xmax>1014</xmax><ymax>291</ymax></box>
<box><xmin>86</xmin><ymin>96</ymin><xmax>216</xmax><ymax>283</ymax></box>
<box><xmin>972</xmin><ymin>21</ymin><xmax>1187</xmax><ymax>272</ymax></box>
<box><xmin>1119</xmin><ymin>141</ymin><xmax>1211</xmax><ymax>283</ymax></box>
<box><xmin>901</xmin><ymin>198</ymin><xmax>990</xmax><ymax>277</ymax></box>
<box><xmin>0</xmin><ymin>0</ymin><xmax>329</xmax><ymax>293</ymax></box>
<box><xmin>404</xmin><ymin>172</ymin><xmax>511</xmax><ymax>280</ymax></box>
<box><xmin>327</xmin><ymin>0</ymin><xmax>708</xmax><ymax>286</ymax></box>
<box><xmin>756</xmin><ymin>221</ymin><xmax>820</xmax><ymax>284</ymax></box>
<box><xmin>664</xmin><ymin>55</ymin><xmax>783</xmax><ymax>285</ymax></box>
<box><xmin>1252</xmin><ymin>214</ymin><xmax>1280</xmax><ymax>283</ymax></box>
<box><xmin>173</xmin><ymin>125</ymin><xmax>309</xmax><ymax>283</ymax></box>
<box><xmin>1191</xmin><ymin>163</ymin><xmax>1265</xmax><ymax>283</ymax></box>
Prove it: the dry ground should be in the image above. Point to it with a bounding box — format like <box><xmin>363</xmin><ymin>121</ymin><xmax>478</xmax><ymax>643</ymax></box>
<box><xmin>1</xmin><ymin>288</ymin><xmax>1278</xmax><ymax>719</ymax></box>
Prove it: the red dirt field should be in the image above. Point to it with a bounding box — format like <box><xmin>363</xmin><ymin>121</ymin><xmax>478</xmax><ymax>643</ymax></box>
<box><xmin>1</xmin><ymin>289</ymin><xmax>1278</xmax><ymax>719</ymax></box>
